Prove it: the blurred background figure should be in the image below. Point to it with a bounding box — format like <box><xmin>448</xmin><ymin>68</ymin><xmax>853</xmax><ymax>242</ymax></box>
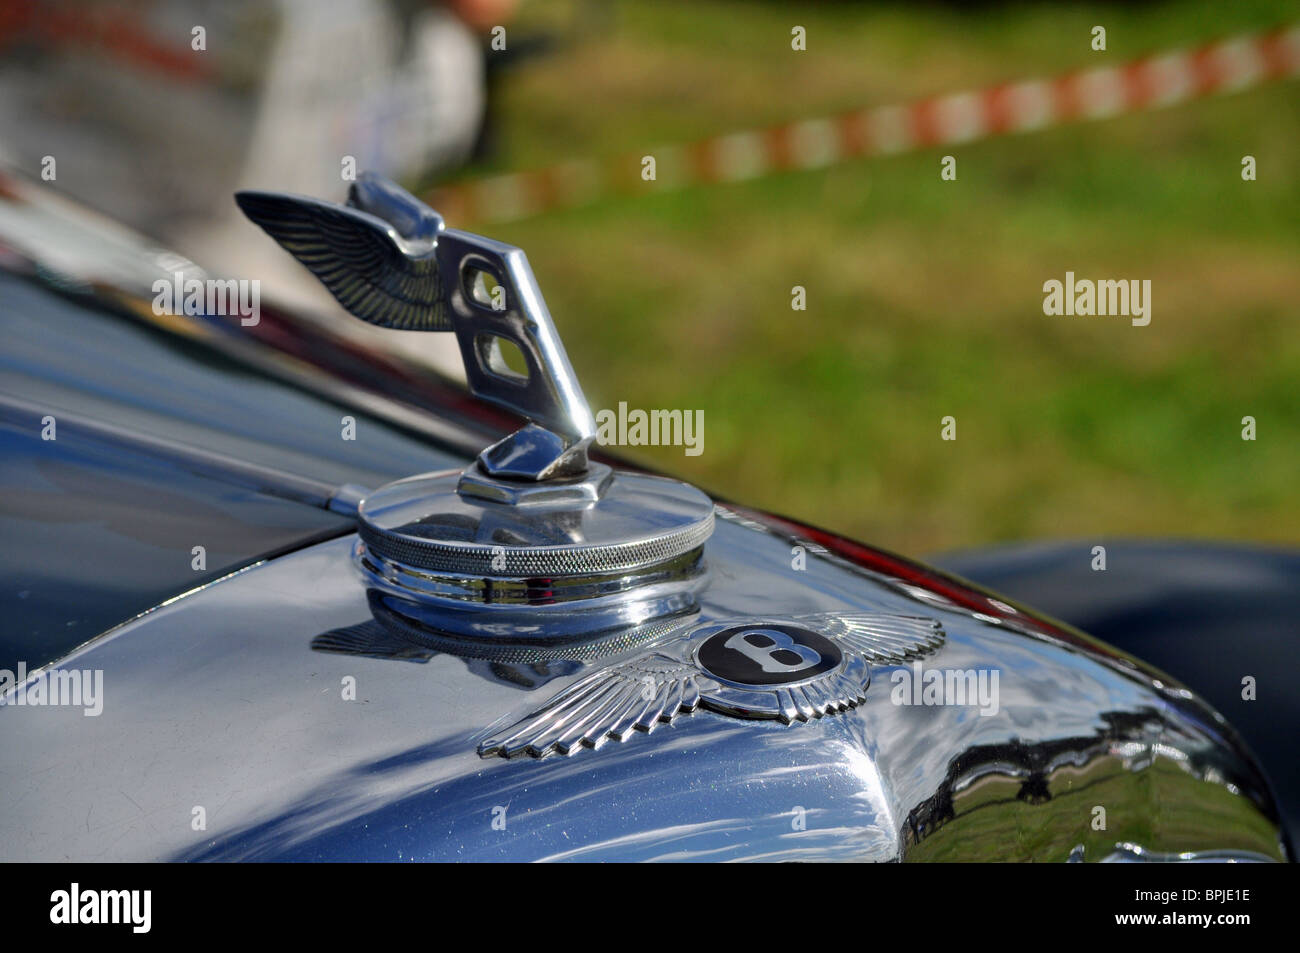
<box><xmin>0</xmin><ymin>0</ymin><xmax>517</xmax><ymax>370</ymax></box>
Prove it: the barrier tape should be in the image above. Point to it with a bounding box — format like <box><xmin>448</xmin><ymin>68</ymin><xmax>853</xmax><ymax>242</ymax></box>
<box><xmin>427</xmin><ymin>24</ymin><xmax>1300</xmax><ymax>225</ymax></box>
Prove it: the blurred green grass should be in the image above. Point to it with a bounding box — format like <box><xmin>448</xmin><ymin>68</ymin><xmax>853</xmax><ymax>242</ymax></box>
<box><xmin>450</xmin><ymin>0</ymin><xmax>1299</xmax><ymax>556</ymax></box>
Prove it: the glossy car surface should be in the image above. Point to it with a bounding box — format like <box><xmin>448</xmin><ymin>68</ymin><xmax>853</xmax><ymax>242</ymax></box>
<box><xmin>0</xmin><ymin>173</ymin><xmax>1288</xmax><ymax>862</ymax></box>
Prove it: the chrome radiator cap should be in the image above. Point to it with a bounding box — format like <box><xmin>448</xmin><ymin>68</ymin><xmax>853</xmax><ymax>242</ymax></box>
<box><xmin>239</xmin><ymin>172</ymin><xmax>713</xmax><ymax>650</ymax></box>
<box><xmin>357</xmin><ymin>466</ymin><xmax>713</xmax><ymax>582</ymax></box>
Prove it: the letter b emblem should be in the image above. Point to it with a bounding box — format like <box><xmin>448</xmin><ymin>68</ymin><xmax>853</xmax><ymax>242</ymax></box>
<box><xmin>725</xmin><ymin>629</ymin><xmax>822</xmax><ymax>673</ymax></box>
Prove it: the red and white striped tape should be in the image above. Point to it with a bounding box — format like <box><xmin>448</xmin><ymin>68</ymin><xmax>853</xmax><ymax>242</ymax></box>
<box><xmin>428</xmin><ymin>24</ymin><xmax>1300</xmax><ymax>224</ymax></box>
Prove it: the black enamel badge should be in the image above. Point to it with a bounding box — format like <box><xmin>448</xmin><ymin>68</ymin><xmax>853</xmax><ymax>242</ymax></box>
<box><xmin>696</xmin><ymin>624</ymin><xmax>842</xmax><ymax>686</ymax></box>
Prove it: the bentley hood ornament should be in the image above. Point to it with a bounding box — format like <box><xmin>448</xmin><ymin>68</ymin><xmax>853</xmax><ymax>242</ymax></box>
<box><xmin>238</xmin><ymin>173</ymin><xmax>715</xmax><ymax>653</ymax></box>
<box><xmin>236</xmin><ymin>172</ymin><xmax>594</xmax><ymax>480</ymax></box>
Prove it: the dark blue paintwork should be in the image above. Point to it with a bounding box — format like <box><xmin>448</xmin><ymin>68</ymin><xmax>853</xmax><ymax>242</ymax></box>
<box><xmin>0</xmin><ymin>269</ymin><xmax>468</xmax><ymax>671</ymax></box>
<box><xmin>0</xmin><ymin>416</ymin><xmax>347</xmax><ymax>671</ymax></box>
